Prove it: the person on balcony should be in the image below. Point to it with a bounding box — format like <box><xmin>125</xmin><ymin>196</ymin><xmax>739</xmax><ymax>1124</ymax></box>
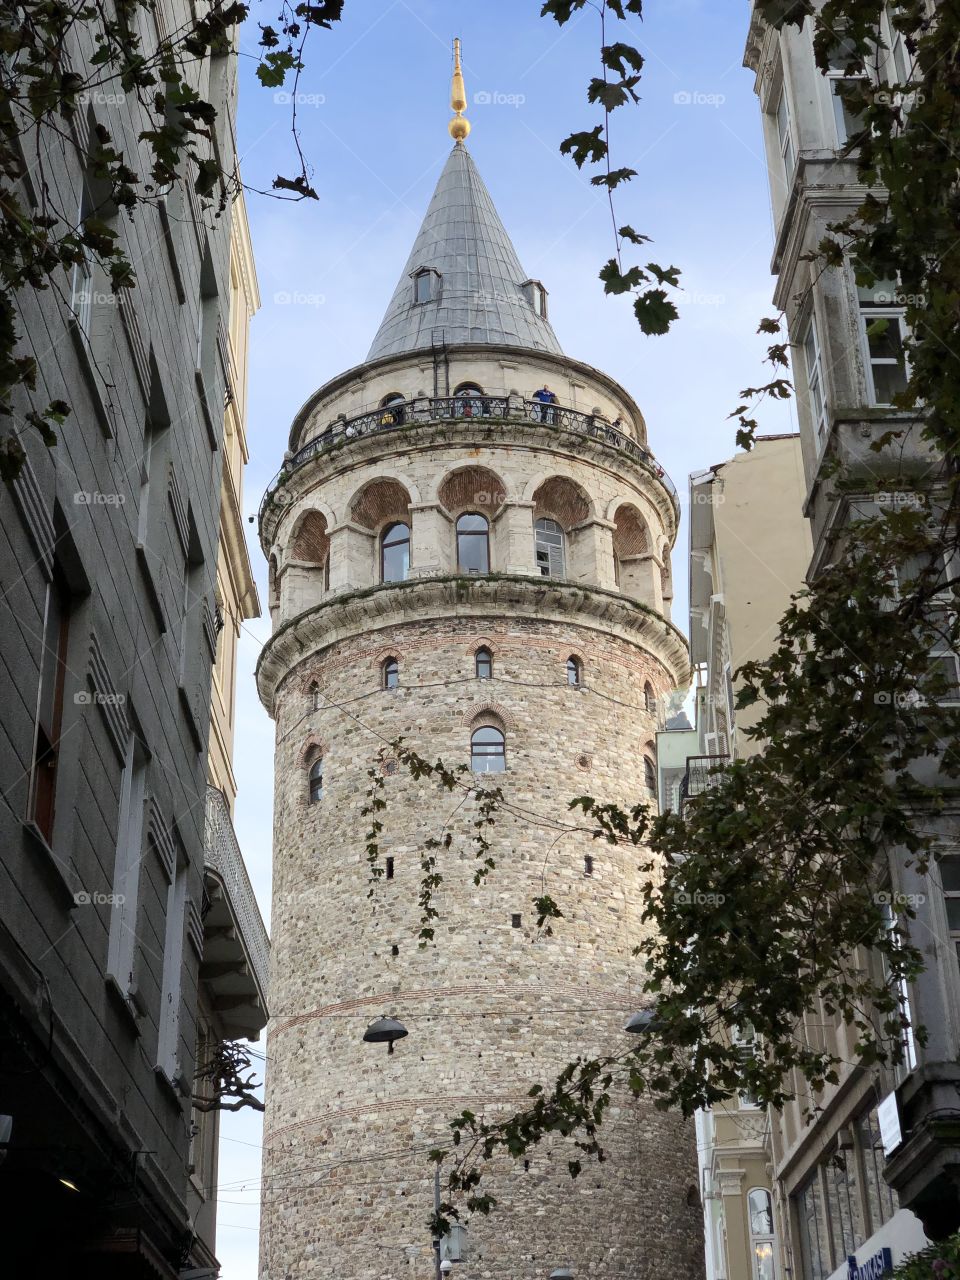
<box><xmin>533</xmin><ymin>384</ymin><xmax>558</xmax><ymax>424</ymax></box>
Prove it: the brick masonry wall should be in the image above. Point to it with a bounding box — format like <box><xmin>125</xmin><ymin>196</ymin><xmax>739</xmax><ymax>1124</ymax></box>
<box><xmin>259</xmin><ymin>607</ymin><xmax>705</xmax><ymax>1279</ymax></box>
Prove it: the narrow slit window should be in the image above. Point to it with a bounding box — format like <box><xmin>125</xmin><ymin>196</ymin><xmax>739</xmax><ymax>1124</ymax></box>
<box><xmin>386</xmin><ymin>856</ymin><xmax>395</xmax><ymax>880</ymax></box>
<box><xmin>584</xmin><ymin>854</ymin><xmax>594</xmax><ymax>877</ymax></box>
<box><xmin>308</xmin><ymin>758</ymin><xmax>323</xmax><ymax>803</ymax></box>
<box><xmin>566</xmin><ymin>656</ymin><xmax>582</xmax><ymax>687</ymax></box>
<box><xmin>382</xmin><ymin>657</ymin><xmax>399</xmax><ymax>690</ymax></box>
<box><xmin>511</xmin><ymin>913</ymin><xmax>522</xmax><ymax>929</ymax></box>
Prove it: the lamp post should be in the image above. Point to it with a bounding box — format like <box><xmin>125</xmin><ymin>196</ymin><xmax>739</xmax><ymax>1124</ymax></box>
<box><xmin>623</xmin><ymin>1007</ymin><xmax>661</xmax><ymax>1035</ymax></box>
<box><xmin>361</xmin><ymin>1015</ymin><xmax>408</xmax><ymax>1054</ymax></box>
<box><xmin>549</xmin><ymin>1269</ymin><xmax>575</xmax><ymax>1278</ymax></box>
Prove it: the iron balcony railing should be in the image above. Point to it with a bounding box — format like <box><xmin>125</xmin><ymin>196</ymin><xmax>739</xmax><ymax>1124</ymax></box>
<box><xmin>260</xmin><ymin>395</ymin><xmax>678</xmax><ymax>525</ymax></box>
<box><xmin>204</xmin><ymin>785</ymin><xmax>270</xmax><ymax>999</ymax></box>
<box><xmin>678</xmin><ymin>754</ymin><xmax>729</xmax><ymax>815</ymax></box>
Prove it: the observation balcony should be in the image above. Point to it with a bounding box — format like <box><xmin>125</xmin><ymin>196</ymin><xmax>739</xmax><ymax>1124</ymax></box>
<box><xmin>260</xmin><ymin>395</ymin><xmax>678</xmax><ymax>528</ymax></box>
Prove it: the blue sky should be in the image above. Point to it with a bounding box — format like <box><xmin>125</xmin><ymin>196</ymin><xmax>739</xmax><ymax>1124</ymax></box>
<box><xmin>217</xmin><ymin>1</ymin><xmax>794</xmax><ymax>1272</ymax></box>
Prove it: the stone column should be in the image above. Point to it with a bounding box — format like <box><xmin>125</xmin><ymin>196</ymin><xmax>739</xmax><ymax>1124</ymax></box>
<box><xmin>408</xmin><ymin>502</ymin><xmax>453</xmax><ymax>578</ymax></box>
<box><xmin>494</xmin><ymin>500</ymin><xmax>537</xmax><ymax>574</ymax></box>
<box><xmin>327</xmin><ymin>522</ymin><xmax>374</xmax><ymax>592</ymax></box>
<box><xmin>569</xmin><ymin>518</ymin><xmax>616</xmax><ymax>589</ymax></box>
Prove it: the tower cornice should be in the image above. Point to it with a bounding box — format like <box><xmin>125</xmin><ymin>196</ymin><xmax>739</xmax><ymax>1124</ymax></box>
<box><xmin>256</xmin><ymin>574</ymin><xmax>691</xmax><ymax>713</ymax></box>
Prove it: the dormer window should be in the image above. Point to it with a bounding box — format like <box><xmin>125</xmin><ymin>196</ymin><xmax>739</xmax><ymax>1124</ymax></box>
<box><xmin>413</xmin><ymin>268</ymin><xmax>441</xmax><ymax>305</ymax></box>
<box><xmin>521</xmin><ymin>279</ymin><xmax>548</xmax><ymax>319</ymax></box>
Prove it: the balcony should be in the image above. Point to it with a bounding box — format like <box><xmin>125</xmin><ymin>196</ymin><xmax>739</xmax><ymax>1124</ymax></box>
<box><xmin>260</xmin><ymin>395</ymin><xmax>678</xmax><ymax>526</ymax></box>
<box><xmin>678</xmin><ymin>754</ymin><xmax>729</xmax><ymax>816</ymax></box>
<box><xmin>202</xmin><ymin>785</ymin><xmax>269</xmax><ymax>1040</ymax></box>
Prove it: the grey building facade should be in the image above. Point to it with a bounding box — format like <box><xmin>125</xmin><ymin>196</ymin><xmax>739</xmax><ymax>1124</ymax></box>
<box><xmin>0</xmin><ymin>8</ymin><xmax>263</xmax><ymax>1275</ymax></box>
<box><xmin>743</xmin><ymin>4</ymin><xmax>960</xmax><ymax>1277</ymax></box>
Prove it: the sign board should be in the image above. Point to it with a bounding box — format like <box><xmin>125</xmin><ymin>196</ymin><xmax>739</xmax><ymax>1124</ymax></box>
<box><xmin>847</xmin><ymin>1247</ymin><xmax>892</xmax><ymax>1280</ymax></box>
<box><xmin>877</xmin><ymin>1091</ymin><xmax>903</xmax><ymax>1156</ymax></box>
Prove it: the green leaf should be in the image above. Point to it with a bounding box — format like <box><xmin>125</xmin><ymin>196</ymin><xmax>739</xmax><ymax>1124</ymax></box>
<box><xmin>559</xmin><ymin>126</ymin><xmax>606</xmax><ymax>168</ymax></box>
<box><xmin>633</xmin><ymin>289</ymin><xmax>679</xmax><ymax>335</ymax></box>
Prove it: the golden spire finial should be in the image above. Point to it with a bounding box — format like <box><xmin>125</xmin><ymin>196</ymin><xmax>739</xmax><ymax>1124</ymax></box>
<box><xmin>449</xmin><ymin>37</ymin><xmax>471</xmax><ymax>144</ymax></box>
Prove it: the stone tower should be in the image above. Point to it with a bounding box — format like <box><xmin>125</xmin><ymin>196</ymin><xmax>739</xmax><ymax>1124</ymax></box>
<box><xmin>257</xmin><ymin>54</ymin><xmax>701</xmax><ymax>1280</ymax></box>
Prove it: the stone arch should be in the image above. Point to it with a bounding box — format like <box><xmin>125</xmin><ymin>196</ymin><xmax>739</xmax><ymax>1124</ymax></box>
<box><xmin>349</xmin><ymin>477</ymin><xmax>415</xmax><ymax>531</ymax></box>
<box><xmin>290</xmin><ymin>510</ymin><xmax>330</xmax><ymax>565</ymax></box>
<box><xmin>531</xmin><ymin>475</ymin><xmax>592</xmax><ymax>528</ymax></box>
<box><xmin>462</xmin><ymin>701</ymin><xmax>516</xmax><ymax>732</ymax></box>
<box><xmin>297</xmin><ymin>735</ymin><xmax>325</xmax><ymax>768</ymax></box>
<box><xmin>612</xmin><ymin>503</ymin><xmax>651</xmax><ymax>559</ymax></box>
<box><xmin>437</xmin><ymin>465</ymin><xmax>506</xmax><ymax>517</ymax></box>
<box><xmin>465</xmin><ymin>634</ymin><xmax>498</xmax><ymax>656</ymax></box>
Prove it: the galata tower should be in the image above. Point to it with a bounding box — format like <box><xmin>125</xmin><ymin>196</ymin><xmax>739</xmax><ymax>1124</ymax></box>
<box><xmin>257</xmin><ymin>44</ymin><xmax>702</xmax><ymax>1280</ymax></box>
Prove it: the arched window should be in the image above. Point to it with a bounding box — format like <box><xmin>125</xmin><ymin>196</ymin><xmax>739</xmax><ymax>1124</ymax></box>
<box><xmin>457</xmin><ymin>513</ymin><xmax>490</xmax><ymax>574</ymax></box>
<box><xmin>475</xmin><ymin>647</ymin><xmax>493</xmax><ymax>680</ymax></box>
<box><xmin>454</xmin><ymin>383</ymin><xmax>485</xmax><ymax>418</ymax></box>
<box><xmin>643</xmin><ymin>753</ymin><xmax>657</xmax><ymax>792</ymax></box>
<box><xmin>308</xmin><ymin>680</ymin><xmax>320</xmax><ymax>711</ymax></box>
<box><xmin>379</xmin><ymin>393</ymin><xmax>405</xmax><ymax>426</ymax></box>
<box><xmin>535</xmin><ymin>517</ymin><xmax>565</xmax><ymax>578</ymax></box>
<box><xmin>644</xmin><ymin>682</ymin><xmax>656</xmax><ymax>714</ymax></box>
<box><xmin>471</xmin><ymin>725</ymin><xmax>506</xmax><ymax>773</ymax></box>
<box><xmin>381</xmin><ymin>522</ymin><xmax>410</xmax><ymax>583</ymax></box>
<box><xmin>382</xmin><ymin>657</ymin><xmax>399</xmax><ymax>690</ymax></box>
<box><xmin>566</xmin><ymin>656</ymin><xmax>582</xmax><ymax>687</ymax></box>
<box><xmin>308</xmin><ymin>757</ymin><xmax>323</xmax><ymax>803</ymax></box>
<box><xmin>748</xmin><ymin>1188</ymin><xmax>776</xmax><ymax>1280</ymax></box>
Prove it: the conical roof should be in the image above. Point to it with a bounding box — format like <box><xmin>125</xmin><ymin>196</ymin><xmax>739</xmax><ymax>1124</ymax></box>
<box><xmin>366</xmin><ymin>143</ymin><xmax>563</xmax><ymax>361</ymax></box>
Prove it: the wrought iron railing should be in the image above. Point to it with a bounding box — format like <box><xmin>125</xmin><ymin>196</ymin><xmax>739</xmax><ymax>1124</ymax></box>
<box><xmin>260</xmin><ymin>396</ymin><xmax>677</xmax><ymax>525</ymax></box>
<box><xmin>678</xmin><ymin>754</ymin><xmax>729</xmax><ymax>815</ymax></box>
<box><xmin>204</xmin><ymin>785</ymin><xmax>270</xmax><ymax>998</ymax></box>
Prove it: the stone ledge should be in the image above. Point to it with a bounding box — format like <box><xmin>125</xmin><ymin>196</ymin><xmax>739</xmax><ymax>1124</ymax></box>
<box><xmin>256</xmin><ymin>574</ymin><xmax>691</xmax><ymax>711</ymax></box>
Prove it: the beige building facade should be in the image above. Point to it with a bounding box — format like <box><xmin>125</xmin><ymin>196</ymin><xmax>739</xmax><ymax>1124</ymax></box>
<box><xmin>684</xmin><ymin>436</ymin><xmax>811</xmax><ymax>1280</ymax></box>
<box><xmin>256</xmin><ymin>109</ymin><xmax>704</xmax><ymax>1278</ymax></box>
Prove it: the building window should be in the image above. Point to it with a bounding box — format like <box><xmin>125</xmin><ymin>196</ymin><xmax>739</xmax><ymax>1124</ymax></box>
<box><xmin>454</xmin><ymin>383</ymin><xmax>485</xmax><ymax>417</ymax></box>
<box><xmin>826</xmin><ymin>43</ymin><xmax>868</xmax><ymax>145</ymax></box>
<box><xmin>748</xmin><ymin>1188</ymin><xmax>776</xmax><ymax>1280</ymax></box>
<box><xmin>71</xmin><ymin>191</ymin><xmax>94</xmax><ymax>339</ymax></box>
<box><xmin>644</xmin><ymin>682</ymin><xmax>656</xmax><ymax>714</ymax></box>
<box><xmin>566</xmin><ymin>656</ymin><xmax>582</xmax><ymax>687</ymax></box>
<box><xmin>802</xmin><ymin>312</ymin><xmax>829</xmax><ymax>445</ymax></box>
<box><xmin>643</xmin><ymin>753</ymin><xmax>657</xmax><ymax>793</ymax></box>
<box><xmin>939</xmin><ymin>852</ymin><xmax>960</xmax><ymax>971</ymax></box>
<box><xmin>796</xmin><ymin>1172</ymin><xmax>831</xmax><ymax>1280</ymax></box>
<box><xmin>475</xmin><ymin>647</ymin><xmax>493</xmax><ymax>680</ymax></box>
<box><xmin>308</xmin><ymin>680</ymin><xmax>320</xmax><ymax>711</ymax></box>
<box><xmin>414</xmin><ymin>268</ymin><xmax>438</xmax><ymax>304</ymax></box>
<box><xmin>855</xmin><ymin>1106</ymin><xmax>898</xmax><ymax>1235</ymax></box>
<box><xmin>308</xmin><ymin>758</ymin><xmax>323</xmax><ymax>803</ymax></box>
<box><xmin>157</xmin><ymin>852</ymin><xmax>188</xmax><ymax>1081</ymax></box>
<box><xmin>584</xmin><ymin>854</ymin><xmax>594</xmax><ymax>877</ymax></box>
<box><xmin>382</xmin><ymin>657</ymin><xmax>399</xmax><ymax>690</ymax></box>
<box><xmin>457</xmin><ymin>512</ymin><xmax>490</xmax><ymax>574</ymax></box>
<box><xmin>775</xmin><ymin>84</ymin><xmax>795</xmax><ymax>187</ymax></box>
<box><xmin>107</xmin><ymin>733</ymin><xmax>148</xmax><ymax>993</ymax></box>
<box><xmin>381</xmin><ymin>522</ymin><xmax>410</xmax><ymax>583</ymax></box>
<box><xmin>824</xmin><ymin>1151</ymin><xmax>864</xmax><ymax>1266</ymax></box>
<box><xmin>880</xmin><ymin>900</ymin><xmax>918</xmax><ymax>1072</ymax></box>
<box><xmin>385</xmin><ymin>856</ymin><xmax>395</xmax><ymax>880</ymax></box>
<box><xmin>535</xmin><ymin>517</ymin><xmax>565</xmax><ymax>578</ymax></box>
<box><xmin>379</xmin><ymin>393</ymin><xmax>406</xmax><ymax>426</ymax></box>
<box><xmin>884</xmin><ymin>5</ymin><xmax>915</xmax><ymax>88</ymax></box>
<box><xmin>858</xmin><ymin>282</ymin><xmax>909</xmax><ymax>405</ymax></box>
<box><xmin>511</xmin><ymin>912</ymin><xmax>522</xmax><ymax>928</ymax></box>
<box><xmin>28</xmin><ymin>574</ymin><xmax>72</xmax><ymax>843</ymax></box>
<box><xmin>521</xmin><ymin>279</ymin><xmax>548</xmax><ymax>318</ymax></box>
<box><xmin>471</xmin><ymin>725</ymin><xmax>506</xmax><ymax>773</ymax></box>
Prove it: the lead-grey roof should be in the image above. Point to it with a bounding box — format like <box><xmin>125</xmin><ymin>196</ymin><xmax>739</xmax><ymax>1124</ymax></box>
<box><xmin>366</xmin><ymin>143</ymin><xmax>564</xmax><ymax>361</ymax></box>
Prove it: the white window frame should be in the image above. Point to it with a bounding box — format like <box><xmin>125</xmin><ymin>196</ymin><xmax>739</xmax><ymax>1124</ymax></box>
<box><xmin>748</xmin><ymin>1187</ymin><xmax>778</xmax><ymax>1280</ymax></box>
<box><xmin>107</xmin><ymin>734</ymin><xmax>147</xmax><ymax>994</ymax></box>
<box><xmin>802</xmin><ymin>311</ymin><xmax>829</xmax><ymax>445</ymax></box>
<box><xmin>535</xmin><ymin>518</ymin><xmax>566</xmax><ymax>579</ymax></box>
<box><xmin>733</xmin><ymin>1024</ymin><xmax>761</xmax><ymax>1109</ymax></box>
<box><xmin>880</xmin><ymin>900</ymin><xmax>918</xmax><ymax>1076</ymax></box>
<box><xmin>775</xmin><ymin>85</ymin><xmax>795</xmax><ymax>188</ymax></box>
<box><xmin>157</xmin><ymin>855</ymin><xmax>188</xmax><ymax>1081</ymax></box>
<box><xmin>858</xmin><ymin>301</ymin><xmax>910</xmax><ymax>407</ymax></box>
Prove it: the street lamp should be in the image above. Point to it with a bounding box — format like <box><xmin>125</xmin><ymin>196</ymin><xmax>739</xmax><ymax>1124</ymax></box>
<box><xmin>623</xmin><ymin>1007</ymin><xmax>661</xmax><ymax>1035</ymax></box>
<box><xmin>549</xmin><ymin>1269</ymin><xmax>575</xmax><ymax>1278</ymax></box>
<box><xmin>361</xmin><ymin>1016</ymin><xmax>409</xmax><ymax>1054</ymax></box>
<box><xmin>440</xmin><ymin>1263</ymin><xmax>453</xmax><ymax>1275</ymax></box>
